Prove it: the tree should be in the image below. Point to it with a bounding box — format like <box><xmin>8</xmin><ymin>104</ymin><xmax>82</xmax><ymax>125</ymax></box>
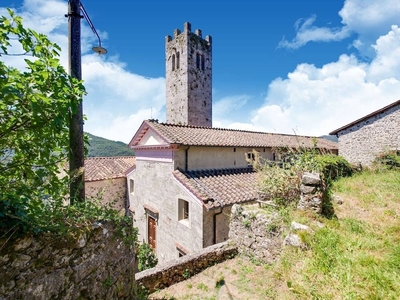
<box><xmin>0</xmin><ymin>9</ymin><xmax>86</xmax><ymax>232</ymax></box>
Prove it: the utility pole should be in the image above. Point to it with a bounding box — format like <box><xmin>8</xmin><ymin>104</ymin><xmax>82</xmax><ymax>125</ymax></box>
<box><xmin>67</xmin><ymin>0</ymin><xmax>85</xmax><ymax>204</ymax></box>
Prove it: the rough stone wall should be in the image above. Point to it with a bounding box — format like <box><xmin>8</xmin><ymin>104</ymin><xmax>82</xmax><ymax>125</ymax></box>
<box><xmin>86</xmin><ymin>178</ymin><xmax>126</xmax><ymax>214</ymax></box>
<box><xmin>130</xmin><ymin>159</ymin><xmax>204</xmax><ymax>264</ymax></box>
<box><xmin>297</xmin><ymin>172</ymin><xmax>324</xmax><ymax>213</ymax></box>
<box><xmin>135</xmin><ymin>242</ymin><xmax>237</xmax><ymax>293</ymax></box>
<box><xmin>165</xmin><ymin>22</ymin><xmax>212</xmax><ymax>127</ymax></box>
<box><xmin>229</xmin><ymin>204</ymin><xmax>282</xmax><ymax>264</ymax></box>
<box><xmin>337</xmin><ymin>104</ymin><xmax>400</xmax><ymax>166</ymax></box>
<box><xmin>0</xmin><ymin>223</ymin><xmax>135</xmax><ymax>300</ymax></box>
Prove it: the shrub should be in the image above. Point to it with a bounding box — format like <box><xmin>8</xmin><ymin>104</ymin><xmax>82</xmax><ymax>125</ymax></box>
<box><xmin>137</xmin><ymin>243</ymin><xmax>158</xmax><ymax>271</ymax></box>
<box><xmin>311</xmin><ymin>154</ymin><xmax>354</xmax><ymax>181</ymax></box>
<box><xmin>373</xmin><ymin>151</ymin><xmax>400</xmax><ymax>170</ymax></box>
<box><xmin>254</xmin><ymin>148</ymin><xmax>353</xmax><ymax>207</ymax></box>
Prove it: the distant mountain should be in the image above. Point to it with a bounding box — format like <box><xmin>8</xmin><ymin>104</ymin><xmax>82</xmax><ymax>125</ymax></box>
<box><xmin>321</xmin><ymin>135</ymin><xmax>338</xmax><ymax>142</ymax></box>
<box><xmin>86</xmin><ymin>133</ymin><xmax>135</xmax><ymax>157</ymax></box>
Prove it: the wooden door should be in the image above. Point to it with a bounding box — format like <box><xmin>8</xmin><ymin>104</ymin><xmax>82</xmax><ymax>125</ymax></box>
<box><xmin>148</xmin><ymin>216</ymin><xmax>156</xmax><ymax>250</ymax></box>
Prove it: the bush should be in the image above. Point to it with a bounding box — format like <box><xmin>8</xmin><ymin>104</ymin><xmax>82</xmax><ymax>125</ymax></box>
<box><xmin>255</xmin><ymin>148</ymin><xmax>353</xmax><ymax>207</ymax></box>
<box><xmin>373</xmin><ymin>151</ymin><xmax>400</xmax><ymax>170</ymax></box>
<box><xmin>137</xmin><ymin>243</ymin><xmax>158</xmax><ymax>271</ymax></box>
<box><xmin>310</xmin><ymin>154</ymin><xmax>354</xmax><ymax>181</ymax></box>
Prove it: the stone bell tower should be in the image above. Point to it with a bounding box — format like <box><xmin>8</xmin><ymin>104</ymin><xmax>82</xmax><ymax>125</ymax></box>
<box><xmin>165</xmin><ymin>22</ymin><xmax>212</xmax><ymax>127</ymax></box>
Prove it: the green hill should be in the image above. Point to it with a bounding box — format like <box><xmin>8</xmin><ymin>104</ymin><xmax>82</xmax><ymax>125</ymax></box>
<box><xmin>86</xmin><ymin>133</ymin><xmax>135</xmax><ymax>157</ymax></box>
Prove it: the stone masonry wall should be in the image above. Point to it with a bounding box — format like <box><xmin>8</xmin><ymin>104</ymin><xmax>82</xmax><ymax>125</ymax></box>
<box><xmin>337</xmin><ymin>104</ymin><xmax>400</xmax><ymax>166</ymax></box>
<box><xmin>131</xmin><ymin>160</ymin><xmax>205</xmax><ymax>265</ymax></box>
<box><xmin>0</xmin><ymin>223</ymin><xmax>135</xmax><ymax>300</ymax></box>
<box><xmin>165</xmin><ymin>22</ymin><xmax>212</xmax><ymax>127</ymax></box>
<box><xmin>228</xmin><ymin>204</ymin><xmax>282</xmax><ymax>264</ymax></box>
<box><xmin>135</xmin><ymin>242</ymin><xmax>237</xmax><ymax>293</ymax></box>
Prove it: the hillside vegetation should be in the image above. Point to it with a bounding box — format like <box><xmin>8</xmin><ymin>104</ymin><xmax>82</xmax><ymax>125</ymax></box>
<box><xmin>86</xmin><ymin>133</ymin><xmax>135</xmax><ymax>157</ymax></box>
<box><xmin>152</xmin><ymin>168</ymin><xmax>400</xmax><ymax>299</ymax></box>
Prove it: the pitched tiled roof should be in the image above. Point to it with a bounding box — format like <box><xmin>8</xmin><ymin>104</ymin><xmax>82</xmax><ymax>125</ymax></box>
<box><xmin>130</xmin><ymin>120</ymin><xmax>337</xmax><ymax>150</ymax></box>
<box><xmin>85</xmin><ymin>156</ymin><xmax>136</xmax><ymax>182</ymax></box>
<box><xmin>330</xmin><ymin>99</ymin><xmax>400</xmax><ymax>135</ymax></box>
<box><xmin>173</xmin><ymin>167</ymin><xmax>260</xmax><ymax>210</ymax></box>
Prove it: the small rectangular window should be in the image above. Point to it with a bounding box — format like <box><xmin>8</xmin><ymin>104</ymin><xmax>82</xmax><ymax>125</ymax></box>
<box><xmin>247</xmin><ymin>152</ymin><xmax>255</xmax><ymax>161</ymax></box>
<box><xmin>196</xmin><ymin>53</ymin><xmax>200</xmax><ymax>69</ymax></box>
<box><xmin>129</xmin><ymin>179</ymin><xmax>134</xmax><ymax>194</ymax></box>
<box><xmin>178</xmin><ymin>199</ymin><xmax>189</xmax><ymax>222</ymax></box>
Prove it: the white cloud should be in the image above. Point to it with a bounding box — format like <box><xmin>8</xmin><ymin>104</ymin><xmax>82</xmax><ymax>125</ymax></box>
<box><xmin>85</xmin><ymin>108</ymin><xmax>161</xmax><ymax>143</ymax></box>
<box><xmin>279</xmin><ymin>0</ymin><xmax>400</xmax><ymax>56</ymax></box>
<box><xmin>278</xmin><ymin>14</ymin><xmax>351</xmax><ymax>49</ymax></box>
<box><xmin>235</xmin><ymin>26</ymin><xmax>400</xmax><ymax>136</ymax></box>
<box><xmin>2</xmin><ymin>0</ymin><xmax>165</xmax><ymax>144</ymax></box>
<box><xmin>213</xmin><ymin>95</ymin><xmax>249</xmax><ymax>117</ymax></box>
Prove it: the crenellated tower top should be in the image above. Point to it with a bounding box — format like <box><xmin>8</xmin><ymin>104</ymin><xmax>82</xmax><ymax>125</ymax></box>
<box><xmin>165</xmin><ymin>22</ymin><xmax>213</xmax><ymax>127</ymax></box>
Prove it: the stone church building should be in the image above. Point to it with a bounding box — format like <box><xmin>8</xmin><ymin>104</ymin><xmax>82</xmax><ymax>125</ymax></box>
<box><xmin>127</xmin><ymin>22</ymin><xmax>337</xmax><ymax>264</ymax></box>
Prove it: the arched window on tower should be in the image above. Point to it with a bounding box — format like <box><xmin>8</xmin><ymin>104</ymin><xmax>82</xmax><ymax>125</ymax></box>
<box><xmin>172</xmin><ymin>54</ymin><xmax>176</xmax><ymax>71</ymax></box>
<box><xmin>196</xmin><ymin>52</ymin><xmax>200</xmax><ymax>69</ymax></box>
<box><xmin>176</xmin><ymin>52</ymin><xmax>180</xmax><ymax>70</ymax></box>
<box><xmin>201</xmin><ymin>54</ymin><xmax>205</xmax><ymax>71</ymax></box>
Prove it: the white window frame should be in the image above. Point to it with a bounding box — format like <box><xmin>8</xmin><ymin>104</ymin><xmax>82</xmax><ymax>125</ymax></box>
<box><xmin>178</xmin><ymin>198</ymin><xmax>190</xmax><ymax>227</ymax></box>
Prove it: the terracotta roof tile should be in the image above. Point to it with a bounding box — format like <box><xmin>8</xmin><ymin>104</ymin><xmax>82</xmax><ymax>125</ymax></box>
<box><xmin>173</xmin><ymin>167</ymin><xmax>260</xmax><ymax>209</ymax></box>
<box><xmin>85</xmin><ymin>156</ymin><xmax>136</xmax><ymax>182</ymax></box>
<box><xmin>135</xmin><ymin>120</ymin><xmax>337</xmax><ymax>150</ymax></box>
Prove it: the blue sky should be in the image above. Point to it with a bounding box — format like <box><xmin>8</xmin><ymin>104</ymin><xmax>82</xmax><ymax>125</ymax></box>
<box><xmin>2</xmin><ymin>0</ymin><xmax>400</xmax><ymax>143</ymax></box>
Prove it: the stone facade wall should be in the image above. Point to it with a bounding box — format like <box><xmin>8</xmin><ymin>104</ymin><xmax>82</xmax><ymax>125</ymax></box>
<box><xmin>129</xmin><ymin>160</ymin><xmax>205</xmax><ymax>264</ymax></box>
<box><xmin>86</xmin><ymin>178</ymin><xmax>127</xmax><ymax>214</ymax></box>
<box><xmin>0</xmin><ymin>223</ymin><xmax>135</xmax><ymax>299</ymax></box>
<box><xmin>135</xmin><ymin>242</ymin><xmax>237</xmax><ymax>293</ymax></box>
<box><xmin>165</xmin><ymin>22</ymin><xmax>212</xmax><ymax>127</ymax></box>
<box><xmin>337</xmin><ymin>104</ymin><xmax>400</xmax><ymax>166</ymax></box>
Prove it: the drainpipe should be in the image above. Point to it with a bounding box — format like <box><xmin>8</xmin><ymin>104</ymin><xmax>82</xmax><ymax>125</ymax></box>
<box><xmin>124</xmin><ymin>178</ymin><xmax>130</xmax><ymax>217</ymax></box>
<box><xmin>187</xmin><ymin>171</ymin><xmax>224</xmax><ymax>245</ymax></box>
<box><xmin>213</xmin><ymin>208</ymin><xmax>223</xmax><ymax>244</ymax></box>
<box><xmin>185</xmin><ymin>146</ymin><xmax>190</xmax><ymax>171</ymax></box>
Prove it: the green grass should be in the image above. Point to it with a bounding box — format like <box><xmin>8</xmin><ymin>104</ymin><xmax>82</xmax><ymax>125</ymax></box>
<box><xmin>271</xmin><ymin>169</ymin><xmax>400</xmax><ymax>299</ymax></box>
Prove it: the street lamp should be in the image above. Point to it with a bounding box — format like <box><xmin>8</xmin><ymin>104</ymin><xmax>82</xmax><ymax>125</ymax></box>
<box><xmin>66</xmin><ymin>0</ymin><xmax>107</xmax><ymax>204</ymax></box>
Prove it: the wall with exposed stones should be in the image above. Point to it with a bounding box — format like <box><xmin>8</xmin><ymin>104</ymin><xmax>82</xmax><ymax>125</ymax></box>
<box><xmin>297</xmin><ymin>172</ymin><xmax>324</xmax><ymax>213</ymax></box>
<box><xmin>0</xmin><ymin>223</ymin><xmax>135</xmax><ymax>300</ymax></box>
<box><xmin>228</xmin><ymin>204</ymin><xmax>283</xmax><ymax>264</ymax></box>
<box><xmin>336</xmin><ymin>103</ymin><xmax>400</xmax><ymax>166</ymax></box>
<box><xmin>135</xmin><ymin>242</ymin><xmax>237</xmax><ymax>293</ymax></box>
<box><xmin>165</xmin><ymin>22</ymin><xmax>212</xmax><ymax>127</ymax></box>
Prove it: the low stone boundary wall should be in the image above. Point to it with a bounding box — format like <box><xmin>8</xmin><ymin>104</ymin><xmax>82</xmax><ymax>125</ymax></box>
<box><xmin>0</xmin><ymin>223</ymin><xmax>135</xmax><ymax>300</ymax></box>
<box><xmin>135</xmin><ymin>242</ymin><xmax>237</xmax><ymax>293</ymax></box>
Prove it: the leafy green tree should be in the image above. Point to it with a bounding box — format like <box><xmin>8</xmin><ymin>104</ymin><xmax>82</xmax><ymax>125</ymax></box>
<box><xmin>0</xmin><ymin>9</ymin><xmax>86</xmax><ymax>232</ymax></box>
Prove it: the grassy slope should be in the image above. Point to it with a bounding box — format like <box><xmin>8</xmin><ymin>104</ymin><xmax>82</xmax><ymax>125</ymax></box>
<box><xmin>86</xmin><ymin>132</ymin><xmax>135</xmax><ymax>157</ymax></box>
<box><xmin>152</xmin><ymin>169</ymin><xmax>400</xmax><ymax>299</ymax></box>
